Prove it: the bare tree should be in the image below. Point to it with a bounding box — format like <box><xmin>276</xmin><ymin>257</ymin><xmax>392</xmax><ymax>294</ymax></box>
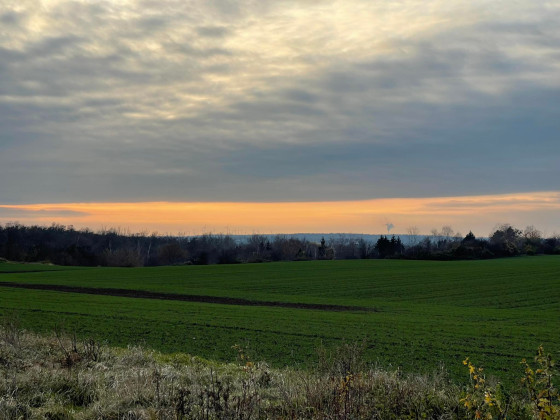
<box><xmin>406</xmin><ymin>226</ymin><xmax>420</xmax><ymax>247</ymax></box>
<box><xmin>524</xmin><ymin>225</ymin><xmax>542</xmax><ymax>241</ymax></box>
<box><xmin>441</xmin><ymin>226</ymin><xmax>454</xmax><ymax>241</ymax></box>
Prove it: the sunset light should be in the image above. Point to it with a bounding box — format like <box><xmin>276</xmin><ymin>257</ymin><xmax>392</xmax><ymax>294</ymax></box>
<box><xmin>2</xmin><ymin>191</ymin><xmax>559</xmax><ymax>236</ymax></box>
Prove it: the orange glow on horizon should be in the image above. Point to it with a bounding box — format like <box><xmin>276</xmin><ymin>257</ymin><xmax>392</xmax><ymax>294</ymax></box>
<box><xmin>1</xmin><ymin>191</ymin><xmax>559</xmax><ymax>237</ymax></box>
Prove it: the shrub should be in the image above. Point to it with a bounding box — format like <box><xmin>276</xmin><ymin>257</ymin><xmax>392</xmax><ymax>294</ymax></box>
<box><xmin>521</xmin><ymin>346</ymin><xmax>559</xmax><ymax>420</ymax></box>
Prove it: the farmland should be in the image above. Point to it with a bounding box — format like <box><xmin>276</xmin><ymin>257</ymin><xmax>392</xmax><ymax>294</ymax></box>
<box><xmin>1</xmin><ymin>257</ymin><xmax>559</xmax><ymax>385</ymax></box>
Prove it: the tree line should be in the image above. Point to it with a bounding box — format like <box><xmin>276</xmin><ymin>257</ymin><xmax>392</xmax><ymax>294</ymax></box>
<box><xmin>0</xmin><ymin>223</ymin><xmax>558</xmax><ymax>267</ymax></box>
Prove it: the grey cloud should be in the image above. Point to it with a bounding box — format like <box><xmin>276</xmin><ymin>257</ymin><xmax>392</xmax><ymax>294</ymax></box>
<box><xmin>206</xmin><ymin>0</ymin><xmax>242</xmax><ymax>18</ymax></box>
<box><xmin>282</xmin><ymin>89</ymin><xmax>319</xmax><ymax>104</ymax></box>
<box><xmin>232</xmin><ymin>99</ymin><xmax>326</xmax><ymax>119</ymax></box>
<box><xmin>0</xmin><ymin>10</ymin><xmax>24</xmax><ymax>25</ymax></box>
<box><xmin>137</xmin><ymin>16</ymin><xmax>170</xmax><ymax>31</ymax></box>
<box><xmin>423</xmin><ymin>196</ymin><xmax>560</xmax><ymax>209</ymax></box>
<box><xmin>80</xmin><ymin>98</ymin><xmax>124</xmax><ymax>108</ymax></box>
<box><xmin>166</xmin><ymin>42</ymin><xmax>233</xmax><ymax>58</ymax></box>
<box><xmin>202</xmin><ymin>63</ymin><xmax>232</xmax><ymax>74</ymax></box>
<box><xmin>196</xmin><ymin>26</ymin><xmax>232</xmax><ymax>38</ymax></box>
<box><xmin>27</xmin><ymin>35</ymin><xmax>86</xmax><ymax>56</ymax></box>
<box><xmin>0</xmin><ymin>0</ymin><xmax>559</xmax><ymax>205</ymax></box>
<box><xmin>0</xmin><ymin>208</ymin><xmax>88</xmax><ymax>218</ymax></box>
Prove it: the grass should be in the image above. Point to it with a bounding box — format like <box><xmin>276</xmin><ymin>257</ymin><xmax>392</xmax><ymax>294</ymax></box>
<box><xmin>3</xmin><ymin>327</ymin><xmax>555</xmax><ymax>419</ymax></box>
<box><xmin>1</xmin><ymin>257</ymin><xmax>559</xmax><ymax>308</ymax></box>
<box><xmin>0</xmin><ymin>257</ymin><xmax>559</xmax><ymax>386</ymax></box>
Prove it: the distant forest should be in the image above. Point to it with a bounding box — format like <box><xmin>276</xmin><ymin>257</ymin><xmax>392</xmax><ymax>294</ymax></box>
<box><xmin>0</xmin><ymin>223</ymin><xmax>558</xmax><ymax>267</ymax></box>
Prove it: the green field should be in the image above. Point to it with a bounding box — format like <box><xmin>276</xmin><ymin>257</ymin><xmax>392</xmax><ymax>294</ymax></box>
<box><xmin>1</xmin><ymin>257</ymin><xmax>559</xmax><ymax>385</ymax></box>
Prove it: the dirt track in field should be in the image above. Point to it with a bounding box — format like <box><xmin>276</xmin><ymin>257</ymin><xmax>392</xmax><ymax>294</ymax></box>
<box><xmin>0</xmin><ymin>281</ymin><xmax>376</xmax><ymax>312</ymax></box>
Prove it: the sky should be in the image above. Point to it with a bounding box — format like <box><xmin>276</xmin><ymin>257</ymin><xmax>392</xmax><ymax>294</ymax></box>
<box><xmin>1</xmin><ymin>0</ymin><xmax>559</xmax><ymax>236</ymax></box>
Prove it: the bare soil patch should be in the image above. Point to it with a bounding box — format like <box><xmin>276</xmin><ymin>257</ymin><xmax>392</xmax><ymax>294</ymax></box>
<box><xmin>0</xmin><ymin>281</ymin><xmax>376</xmax><ymax>312</ymax></box>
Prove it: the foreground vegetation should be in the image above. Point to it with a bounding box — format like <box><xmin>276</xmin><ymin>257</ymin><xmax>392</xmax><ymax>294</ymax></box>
<box><xmin>1</xmin><ymin>326</ymin><xmax>558</xmax><ymax>419</ymax></box>
<box><xmin>1</xmin><ymin>257</ymin><xmax>559</xmax><ymax>387</ymax></box>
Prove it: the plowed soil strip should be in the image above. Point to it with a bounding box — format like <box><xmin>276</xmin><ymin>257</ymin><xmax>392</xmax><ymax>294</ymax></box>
<box><xmin>0</xmin><ymin>281</ymin><xmax>376</xmax><ymax>312</ymax></box>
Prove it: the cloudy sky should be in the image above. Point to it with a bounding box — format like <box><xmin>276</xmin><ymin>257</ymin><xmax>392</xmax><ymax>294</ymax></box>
<box><xmin>1</xmin><ymin>0</ymin><xmax>559</xmax><ymax>235</ymax></box>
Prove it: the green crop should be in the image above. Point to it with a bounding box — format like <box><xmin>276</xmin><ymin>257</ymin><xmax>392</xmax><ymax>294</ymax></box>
<box><xmin>0</xmin><ymin>257</ymin><xmax>558</xmax><ymax>386</ymax></box>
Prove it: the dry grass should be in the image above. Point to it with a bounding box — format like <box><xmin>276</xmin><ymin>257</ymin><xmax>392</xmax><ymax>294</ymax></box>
<box><xmin>0</xmin><ymin>324</ymin><xmax>548</xmax><ymax>419</ymax></box>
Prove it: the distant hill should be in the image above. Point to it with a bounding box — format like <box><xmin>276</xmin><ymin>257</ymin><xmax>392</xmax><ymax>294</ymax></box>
<box><xmin>222</xmin><ymin>233</ymin><xmax>427</xmax><ymax>245</ymax></box>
